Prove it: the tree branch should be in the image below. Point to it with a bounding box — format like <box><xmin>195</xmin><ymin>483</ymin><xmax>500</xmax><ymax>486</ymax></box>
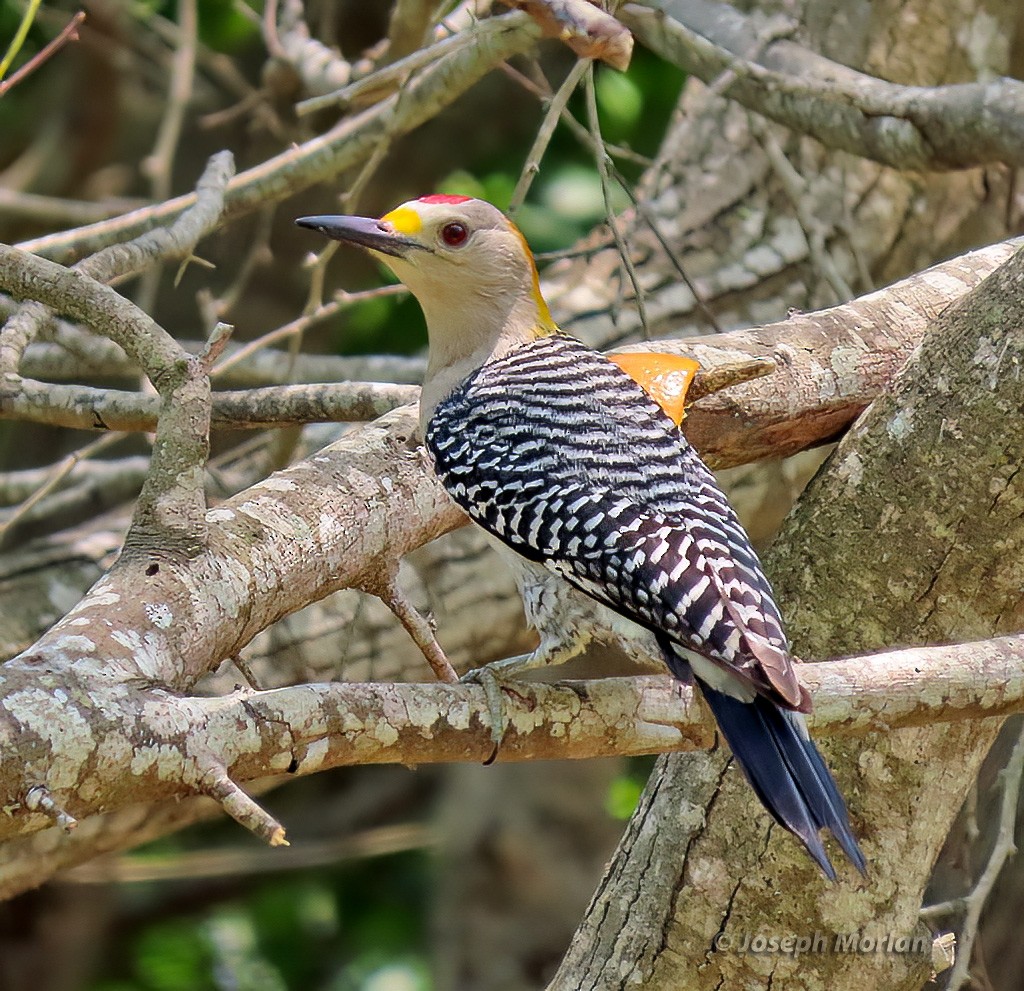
<box><xmin>0</xmin><ymin>236</ymin><xmax>1018</xmax><ymax>899</ymax></box>
<box><xmin>0</xmin><ymin>633</ymin><xmax>1021</xmax><ymax>861</ymax></box>
<box><xmin>0</xmin><ymin>378</ymin><xmax>421</xmax><ymax>432</ymax></box>
<box><xmin>0</xmin><ymin>151</ymin><xmax>234</xmax><ymax>375</ymax></box>
<box><xmin>548</xmin><ymin>199</ymin><xmax>1024</xmax><ymax>991</ymax></box>
<box><xmin>17</xmin><ymin>12</ymin><xmax>541</xmax><ymax>263</ymax></box>
<box><xmin>624</xmin><ymin>0</ymin><xmax>1024</xmax><ymax>169</ymax></box>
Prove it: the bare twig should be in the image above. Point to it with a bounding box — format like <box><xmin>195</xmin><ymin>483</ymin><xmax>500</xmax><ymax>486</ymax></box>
<box><xmin>750</xmin><ymin>114</ymin><xmax>855</xmax><ymax>301</ymax></box>
<box><xmin>17</xmin><ymin>326</ymin><xmax>423</xmax><ymax>390</ymax></box>
<box><xmin>137</xmin><ymin>0</ymin><xmax>198</xmax><ymax>315</ymax></box>
<box><xmin>197</xmin><ymin>758</ymin><xmax>288</xmax><ymax>846</ymax></box>
<box><xmin>0</xmin><ymin>10</ymin><xmax>85</xmax><ymax>97</ymax></box>
<box><xmin>143</xmin><ymin>0</ymin><xmax>197</xmax><ymax>203</ymax></box>
<box><xmin>294</xmin><ymin>25</ymin><xmax>468</xmax><ymax>116</ymax></box>
<box><xmin>20</xmin><ymin>12</ymin><xmax>542</xmax><ymax>263</ymax></box>
<box><xmin>529</xmin><ymin>90</ymin><xmax>721</xmax><ymax>332</ymax></box>
<box><xmin>368</xmin><ymin>574</ymin><xmax>460</xmax><ymax>683</ymax></box>
<box><xmin>198</xmin><ymin>205</ymin><xmax>276</xmax><ymax>325</ymax></box>
<box><xmin>0</xmin><ymin>453</ymin><xmax>151</xmax><ymax>540</ymax></box>
<box><xmin>0</xmin><ymin>188</ymin><xmax>147</xmax><ymax>226</ymax></box>
<box><xmin>924</xmin><ymin>723</ymin><xmax>1024</xmax><ymax>990</ymax></box>
<box><xmin>583</xmin><ymin>64</ymin><xmax>649</xmax><ymax>338</ymax></box>
<box><xmin>23</xmin><ymin>785</ymin><xmax>76</xmax><ymax>833</ymax></box>
<box><xmin>0</xmin><ymin>0</ymin><xmax>42</xmax><ymax>81</ymax></box>
<box><xmin>63</xmin><ymin>822</ymin><xmax>431</xmax><ymax>883</ymax></box>
<box><xmin>210</xmin><ymin>284</ymin><xmax>408</xmax><ymax>379</ymax></box>
<box><xmin>0</xmin><ymin>152</ymin><xmax>235</xmax><ymax>375</ymax></box>
<box><xmin>0</xmin><ymin>434</ymin><xmax>120</xmax><ymax>542</ymax></box>
<box><xmin>509</xmin><ymin>59</ymin><xmax>590</xmax><ymax>211</ymax></box>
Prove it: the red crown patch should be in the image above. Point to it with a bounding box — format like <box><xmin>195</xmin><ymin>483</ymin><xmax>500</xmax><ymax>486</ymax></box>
<box><xmin>418</xmin><ymin>194</ymin><xmax>473</xmax><ymax>205</ymax></box>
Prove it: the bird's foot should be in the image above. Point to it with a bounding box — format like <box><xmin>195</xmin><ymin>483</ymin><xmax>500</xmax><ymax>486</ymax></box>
<box><xmin>460</xmin><ymin>652</ymin><xmax>543</xmax><ymax>759</ymax></box>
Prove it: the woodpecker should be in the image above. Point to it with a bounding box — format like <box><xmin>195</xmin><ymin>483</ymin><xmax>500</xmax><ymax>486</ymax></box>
<box><xmin>297</xmin><ymin>195</ymin><xmax>866</xmax><ymax>879</ymax></box>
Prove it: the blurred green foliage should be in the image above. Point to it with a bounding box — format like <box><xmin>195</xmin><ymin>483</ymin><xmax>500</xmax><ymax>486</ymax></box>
<box><xmin>604</xmin><ymin>757</ymin><xmax>656</xmax><ymax>820</ymax></box>
<box><xmin>91</xmin><ymin>850</ymin><xmax>431</xmax><ymax>991</ymax></box>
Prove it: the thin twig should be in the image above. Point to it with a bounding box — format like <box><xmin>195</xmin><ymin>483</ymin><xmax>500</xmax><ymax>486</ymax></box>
<box><xmin>0</xmin><ymin>152</ymin><xmax>234</xmax><ymax>375</ymax></box>
<box><xmin>198</xmin><ymin>205</ymin><xmax>276</xmax><ymax>326</ymax></box>
<box><xmin>0</xmin><ymin>187</ymin><xmax>146</xmax><ymax>226</ymax></box>
<box><xmin>509</xmin><ymin>59</ymin><xmax>590</xmax><ymax>211</ymax></box>
<box><xmin>295</xmin><ymin>18</ymin><xmax>471</xmax><ymax>116</ymax></box>
<box><xmin>0</xmin><ymin>434</ymin><xmax>120</xmax><ymax>543</ymax></box>
<box><xmin>19</xmin><ymin>11</ymin><xmax>541</xmax><ymax>262</ymax></box>
<box><xmin>369</xmin><ymin>575</ymin><xmax>460</xmax><ymax>684</ymax></box>
<box><xmin>211</xmin><ymin>284</ymin><xmax>407</xmax><ymax>378</ymax></box>
<box><xmin>497</xmin><ymin>58</ymin><xmax>716</xmax><ymax>328</ymax></box>
<box><xmin>137</xmin><ymin>0</ymin><xmax>198</xmax><ymax>316</ymax></box>
<box><xmin>749</xmin><ymin>114</ymin><xmax>855</xmax><ymax>302</ymax></box>
<box><xmin>583</xmin><ymin>63</ymin><xmax>649</xmax><ymax>339</ymax></box>
<box><xmin>605</xmin><ymin>157</ymin><xmax>721</xmax><ymax>332</ymax></box>
<box><xmin>262</xmin><ymin>0</ymin><xmax>286</xmax><ymax>59</ymax></box>
<box><xmin>0</xmin><ymin>9</ymin><xmax>85</xmax><ymax>97</ymax></box>
<box><xmin>930</xmin><ymin>723</ymin><xmax>1024</xmax><ymax>990</ymax></box>
<box><xmin>0</xmin><ymin>0</ymin><xmax>42</xmax><ymax>82</ymax></box>
<box><xmin>144</xmin><ymin>0</ymin><xmax>198</xmax><ymax>202</ymax></box>
<box><xmin>63</xmin><ymin>822</ymin><xmax>432</xmax><ymax>883</ymax></box>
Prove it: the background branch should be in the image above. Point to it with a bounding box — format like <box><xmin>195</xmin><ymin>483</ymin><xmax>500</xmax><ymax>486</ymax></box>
<box><xmin>624</xmin><ymin>0</ymin><xmax>1024</xmax><ymax>169</ymax></box>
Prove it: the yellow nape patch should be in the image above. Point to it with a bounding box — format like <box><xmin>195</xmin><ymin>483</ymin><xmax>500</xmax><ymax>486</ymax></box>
<box><xmin>381</xmin><ymin>205</ymin><xmax>422</xmax><ymax>235</ymax></box>
<box><xmin>610</xmin><ymin>353</ymin><xmax>700</xmax><ymax>427</ymax></box>
<box><xmin>508</xmin><ymin>221</ymin><xmax>557</xmax><ymax>336</ymax></box>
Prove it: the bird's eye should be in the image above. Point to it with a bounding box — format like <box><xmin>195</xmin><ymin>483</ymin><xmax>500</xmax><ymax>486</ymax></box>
<box><xmin>441</xmin><ymin>222</ymin><xmax>469</xmax><ymax>247</ymax></box>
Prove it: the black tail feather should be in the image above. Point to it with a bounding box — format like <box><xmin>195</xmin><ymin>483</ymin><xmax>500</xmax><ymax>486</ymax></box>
<box><xmin>697</xmin><ymin>681</ymin><xmax>867</xmax><ymax>879</ymax></box>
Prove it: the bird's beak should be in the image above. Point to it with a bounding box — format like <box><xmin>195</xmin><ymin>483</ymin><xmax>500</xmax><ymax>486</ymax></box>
<box><xmin>295</xmin><ymin>214</ymin><xmax>424</xmax><ymax>259</ymax></box>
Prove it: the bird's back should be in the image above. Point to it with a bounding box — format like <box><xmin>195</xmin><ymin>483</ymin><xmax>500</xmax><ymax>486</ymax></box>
<box><xmin>425</xmin><ymin>333</ymin><xmax>799</xmax><ymax>707</ymax></box>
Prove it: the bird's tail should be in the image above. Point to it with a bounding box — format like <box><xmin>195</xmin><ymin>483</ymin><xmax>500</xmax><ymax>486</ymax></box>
<box><xmin>697</xmin><ymin>681</ymin><xmax>867</xmax><ymax>880</ymax></box>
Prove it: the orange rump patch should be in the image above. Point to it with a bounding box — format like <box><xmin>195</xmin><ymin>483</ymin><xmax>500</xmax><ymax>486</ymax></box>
<box><xmin>609</xmin><ymin>353</ymin><xmax>700</xmax><ymax>427</ymax></box>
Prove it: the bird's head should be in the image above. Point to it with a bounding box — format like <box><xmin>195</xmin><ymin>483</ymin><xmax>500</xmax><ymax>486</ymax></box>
<box><xmin>298</xmin><ymin>196</ymin><xmax>558</xmax><ymax>416</ymax></box>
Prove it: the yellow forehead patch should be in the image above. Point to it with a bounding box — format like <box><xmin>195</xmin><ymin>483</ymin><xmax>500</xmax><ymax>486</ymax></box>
<box><xmin>381</xmin><ymin>205</ymin><xmax>422</xmax><ymax>235</ymax></box>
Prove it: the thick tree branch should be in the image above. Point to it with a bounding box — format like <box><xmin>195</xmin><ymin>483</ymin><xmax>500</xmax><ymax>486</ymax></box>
<box><xmin>620</xmin><ymin>237</ymin><xmax>1021</xmax><ymax>466</ymax></box>
<box><xmin>548</xmin><ymin>214</ymin><xmax>1024</xmax><ymax>991</ymax></box>
<box><xmin>0</xmin><ymin>239</ymin><xmax>230</xmax><ymax>557</ymax></box>
<box><xmin>1</xmin><ymin>634</ymin><xmax>1021</xmax><ymax>856</ymax></box>
<box><xmin>624</xmin><ymin>0</ymin><xmax>1024</xmax><ymax>170</ymax></box>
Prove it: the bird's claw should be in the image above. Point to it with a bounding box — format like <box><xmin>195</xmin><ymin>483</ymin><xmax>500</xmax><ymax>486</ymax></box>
<box><xmin>460</xmin><ymin>665</ymin><xmax>511</xmax><ymax>761</ymax></box>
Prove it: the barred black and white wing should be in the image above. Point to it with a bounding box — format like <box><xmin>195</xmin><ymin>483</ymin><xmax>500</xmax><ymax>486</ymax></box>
<box><xmin>425</xmin><ymin>333</ymin><xmax>803</xmax><ymax>709</ymax></box>
<box><xmin>425</xmin><ymin>332</ymin><xmax>865</xmax><ymax>878</ymax></box>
